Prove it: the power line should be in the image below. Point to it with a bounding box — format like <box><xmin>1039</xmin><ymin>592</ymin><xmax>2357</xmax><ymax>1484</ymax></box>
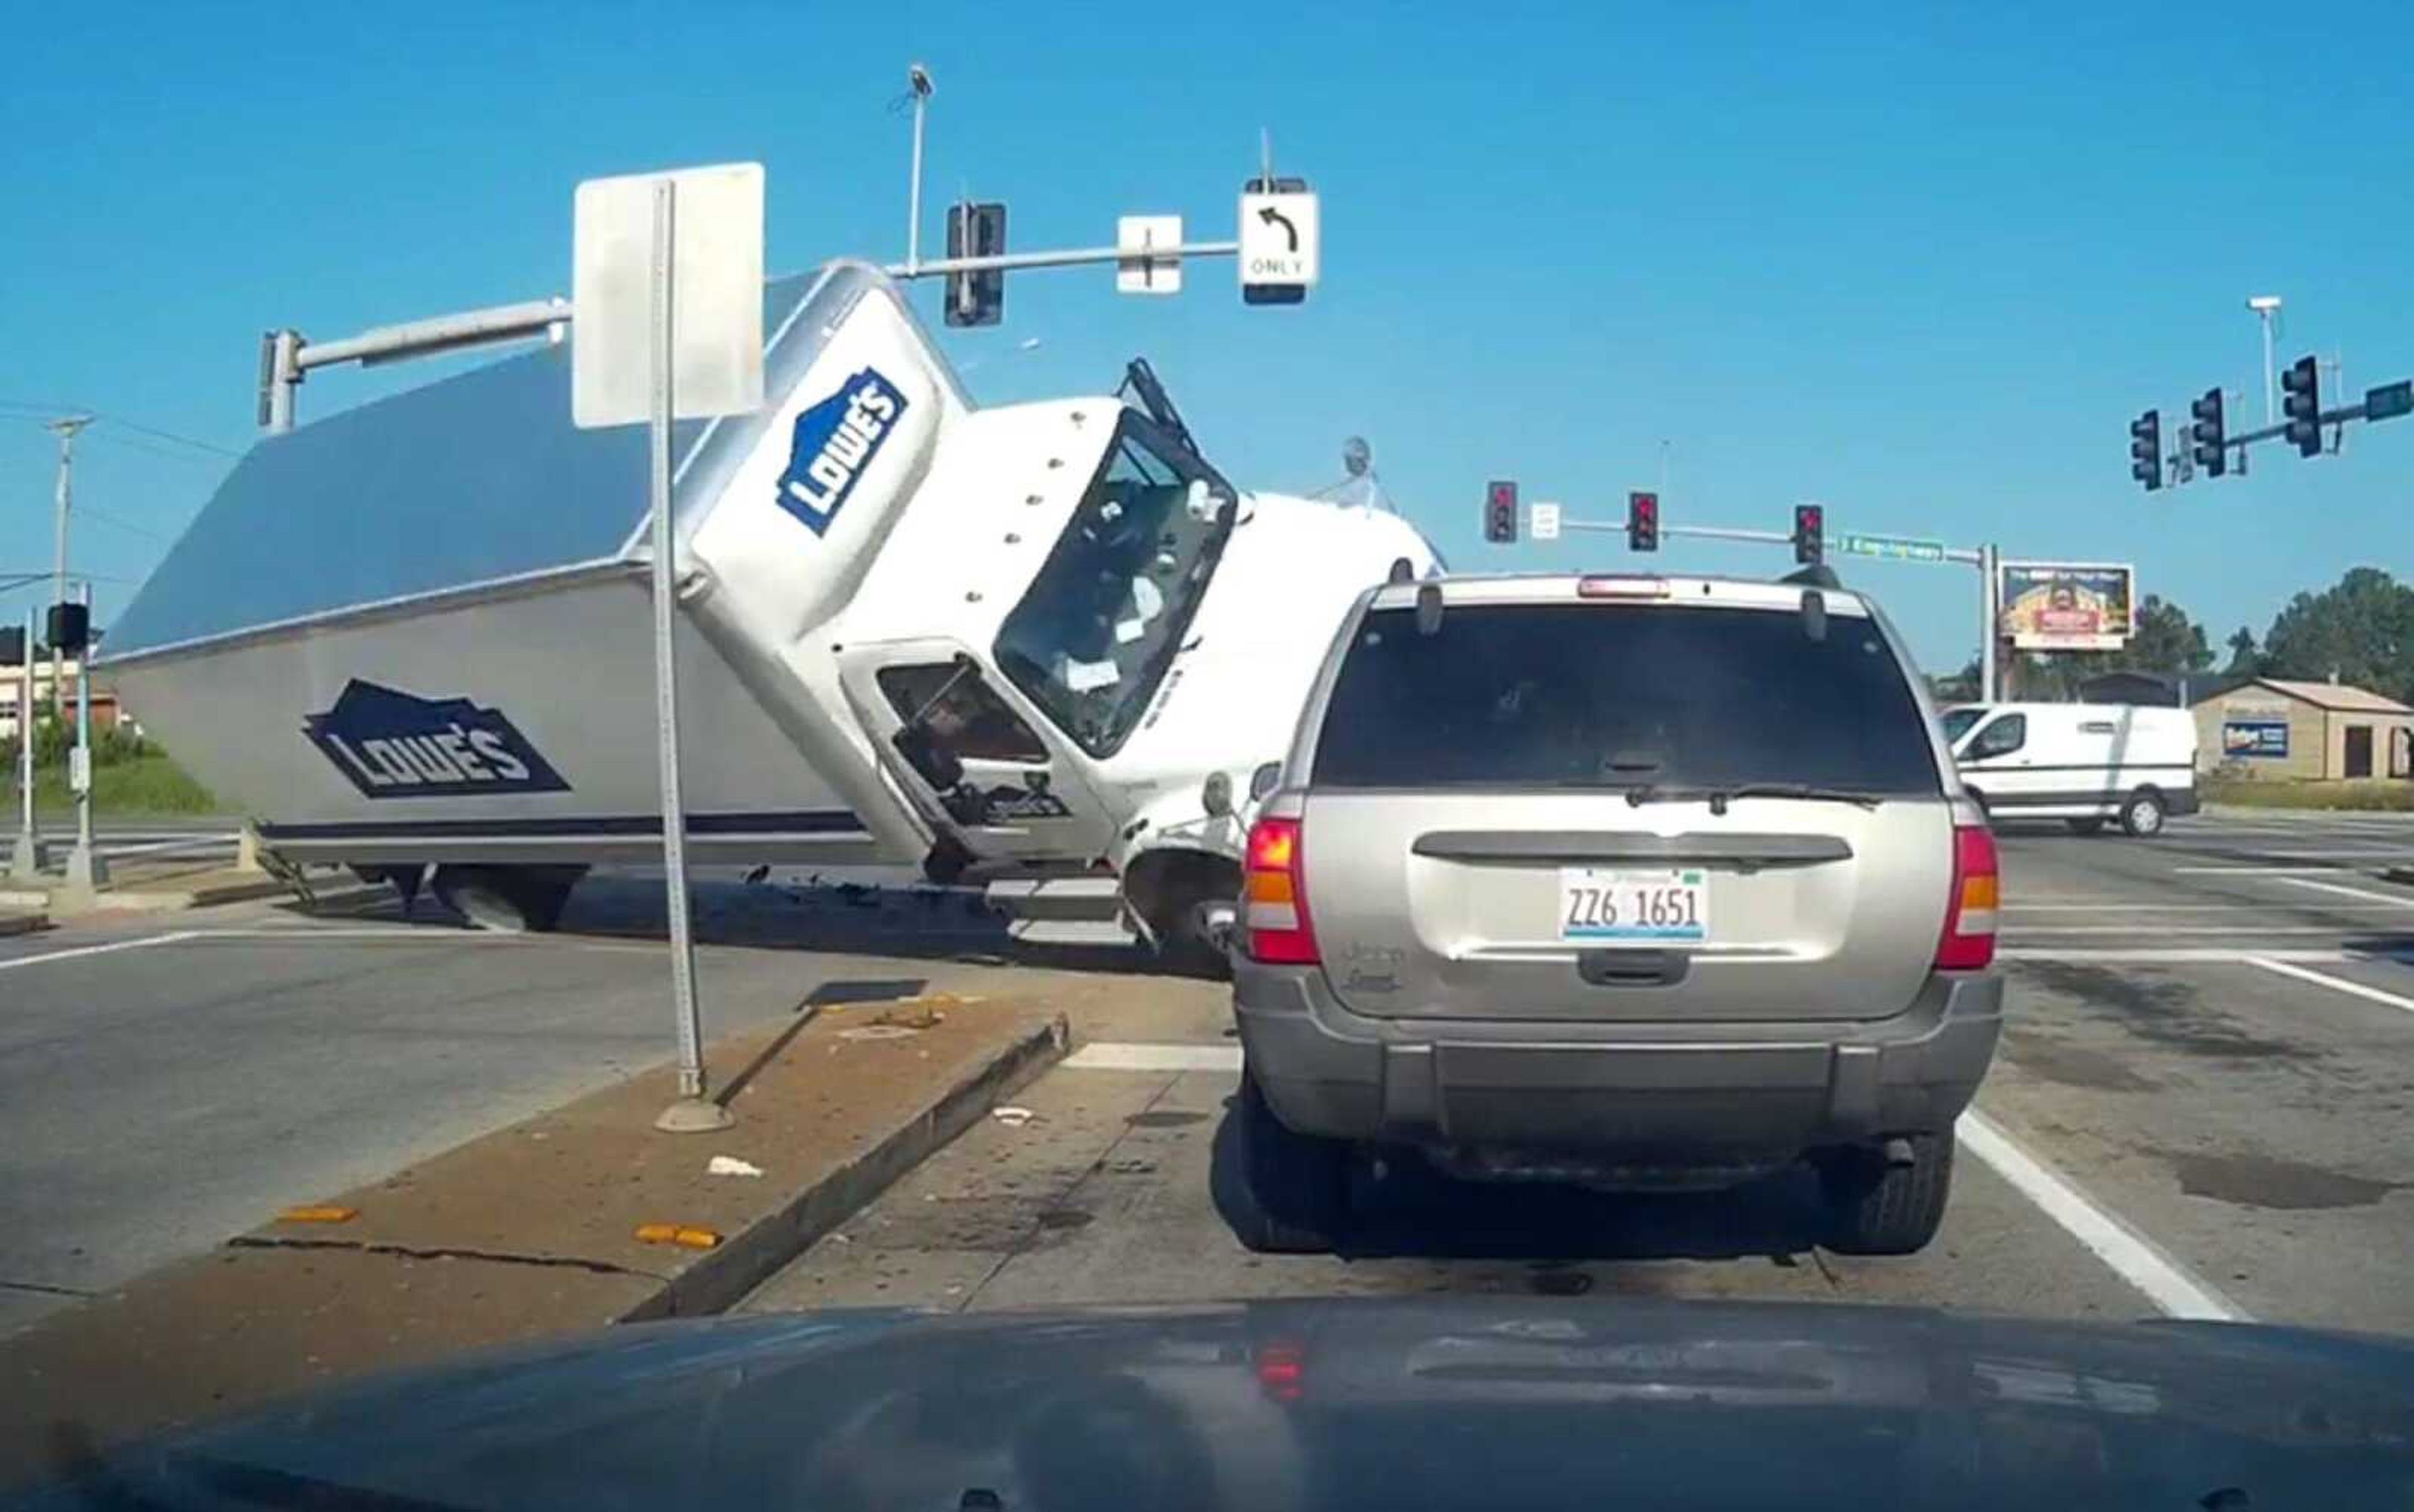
<box><xmin>98</xmin><ymin>415</ymin><xmax>242</xmax><ymax>460</ymax></box>
<box><xmin>0</xmin><ymin>400</ymin><xmax>242</xmax><ymax>459</ymax></box>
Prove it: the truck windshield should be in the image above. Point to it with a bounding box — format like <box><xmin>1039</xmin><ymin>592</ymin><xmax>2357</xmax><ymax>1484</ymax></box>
<box><xmin>996</xmin><ymin>412</ymin><xmax>1235</xmax><ymax>756</ymax></box>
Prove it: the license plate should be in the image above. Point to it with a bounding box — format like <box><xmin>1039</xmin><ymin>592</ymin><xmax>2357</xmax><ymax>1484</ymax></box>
<box><xmin>1558</xmin><ymin>867</ymin><xmax>1709</xmax><ymax>943</ymax></box>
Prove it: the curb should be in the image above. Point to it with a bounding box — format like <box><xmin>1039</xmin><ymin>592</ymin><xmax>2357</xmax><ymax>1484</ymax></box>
<box><xmin>0</xmin><ymin>910</ymin><xmax>47</xmax><ymax>938</ymax></box>
<box><xmin>622</xmin><ymin>1012</ymin><xmax>1071</xmax><ymax>1321</ymax></box>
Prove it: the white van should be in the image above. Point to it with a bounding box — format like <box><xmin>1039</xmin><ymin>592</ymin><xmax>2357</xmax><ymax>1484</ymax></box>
<box><xmin>1939</xmin><ymin>702</ymin><xmax>2199</xmax><ymax>836</ymax></box>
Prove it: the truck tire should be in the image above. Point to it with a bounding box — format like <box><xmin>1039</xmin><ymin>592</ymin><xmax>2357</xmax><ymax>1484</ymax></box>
<box><xmin>431</xmin><ymin>864</ymin><xmax>584</xmax><ymax>934</ymax></box>
<box><xmin>2064</xmin><ymin>817</ymin><xmax>2106</xmax><ymax>837</ymax></box>
<box><xmin>2119</xmin><ymin>788</ymin><xmax>2167</xmax><ymax>838</ymax></box>
<box><xmin>1227</xmin><ymin>1070</ymin><xmax>1349</xmax><ymax>1254</ymax></box>
<box><xmin>1819</xmin><ymin>1134</ymin><xmax>1953</xmax><ymax>1256</ymax></box>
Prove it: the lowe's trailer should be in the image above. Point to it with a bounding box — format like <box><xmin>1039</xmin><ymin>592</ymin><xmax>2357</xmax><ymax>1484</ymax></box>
<box><xmin>102</xmin><ymin>262</ymin><xmax>1435</xmax><ymax>952</ymax></box>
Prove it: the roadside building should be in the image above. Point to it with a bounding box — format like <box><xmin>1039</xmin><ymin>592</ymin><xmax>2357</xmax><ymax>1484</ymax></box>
<box><xmin>2191</xmin><ymin>676</ymin><xmax>2414</xmax><ymax>781</ymax></box>
<box><xmin>0</xmin><ymin>659</ymin><xmax>124</xmax><ymax>742</ymax></box>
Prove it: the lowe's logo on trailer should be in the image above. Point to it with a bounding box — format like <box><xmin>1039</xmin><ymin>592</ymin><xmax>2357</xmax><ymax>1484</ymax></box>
<box><xmin>304</xmin><ymin>680</ymin><xmax>571</xmax><ymax>799</ymax></box>
<box><xmin>773</xmin><ymin>367</ymin><xmax>908</xmax><ymax>536</ymax></box>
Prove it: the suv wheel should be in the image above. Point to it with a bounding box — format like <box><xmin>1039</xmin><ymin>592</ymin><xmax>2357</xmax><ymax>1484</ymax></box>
<box><xmin>2119</xmin><ymin>789</ymin><xmax>2167</xmax><ymax>838</ymax></box>
<box><xmin>1819</xmin><ymin>1135</ymin><xmax>1953</xmax><ymax>1255</ymax></box>
<box><xmin>1228</xmin><ymin>1070</ymin><xmax>1349</xmax><ymax>1254</ymax></box>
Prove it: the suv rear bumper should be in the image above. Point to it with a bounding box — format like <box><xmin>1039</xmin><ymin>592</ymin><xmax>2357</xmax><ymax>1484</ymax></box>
<box><xmin>1232</xmin><ymin>959</ymin><xmax>2002</xmax><ymax>1173</ymax></box>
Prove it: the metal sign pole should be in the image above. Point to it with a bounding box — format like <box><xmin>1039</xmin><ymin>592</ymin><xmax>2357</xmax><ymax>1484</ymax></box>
<box><xmin>1980</xmin><ymin>544</ymin><xmax>2001</xmax><ymax>703</ymax></box>
<box><xmin>645</xmin><ymin>179</ymin><xmax>729</xmax><ymax>1134</ymax></box>
<box><xmin>8</xmin><ymin>605</ymin><xmax>39</xmax><ymax>880</ymax></box>
<box><xmin>65</xmin><ymin>581</ymin><xmax>107</xmax><ymax>893</ymax></box>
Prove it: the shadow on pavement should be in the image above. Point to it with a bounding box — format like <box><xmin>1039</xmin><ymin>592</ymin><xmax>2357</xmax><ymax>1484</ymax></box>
<box><xmin>299</xmin><ymin>872</ymin><xmax>1215</xmax><ymax>981</ymax></box>
<box><xmin>1206</xmin><ymin>1095</ymin><xmax>1831</xmax><ymax>1266</ymax></box>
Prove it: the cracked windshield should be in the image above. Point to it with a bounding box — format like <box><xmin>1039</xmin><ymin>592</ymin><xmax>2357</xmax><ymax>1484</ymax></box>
<box><xmin>6</xmin><ymin>4</ymin><xmax>2414</xmax><ymax>1507</ymax></box>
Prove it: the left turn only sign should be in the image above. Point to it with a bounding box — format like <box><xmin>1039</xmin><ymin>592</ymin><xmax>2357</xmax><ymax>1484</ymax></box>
<box><xmin>1240</xmin><ymin>188</ymin><xmax>1320</xmax><ymax>302</ymax></box>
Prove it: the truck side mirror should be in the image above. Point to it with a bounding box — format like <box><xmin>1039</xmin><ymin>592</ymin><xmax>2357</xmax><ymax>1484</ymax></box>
<box><xmin>1248</xmin><ymin>761</ymin><xmax>1281</xmax><ymax>802</ymax></box>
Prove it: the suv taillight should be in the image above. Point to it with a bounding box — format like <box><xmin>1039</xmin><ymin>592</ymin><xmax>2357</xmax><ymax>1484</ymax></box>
<box><xmin>1242</xmin><ymin>815</ymin><xmax>1319</xmax><ymax>964</ymax></box>
<box><xmin>1935</xmin><ymin>820</ymin><xmax>1999</xmax><ymax>969</ymax></box>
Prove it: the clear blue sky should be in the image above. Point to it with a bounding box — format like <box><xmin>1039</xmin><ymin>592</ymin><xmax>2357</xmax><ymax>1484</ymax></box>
<box><xmin>4</xmin><ymin>1</ymin><xmax>2406</xmax><ymax>670</ymax></box>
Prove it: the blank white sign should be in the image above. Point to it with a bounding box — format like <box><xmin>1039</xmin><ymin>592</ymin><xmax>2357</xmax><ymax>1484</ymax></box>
<box><xmin>572</xmin><ymin>162</ymin><xmax>764</xmax><ymax>429</ymax></box>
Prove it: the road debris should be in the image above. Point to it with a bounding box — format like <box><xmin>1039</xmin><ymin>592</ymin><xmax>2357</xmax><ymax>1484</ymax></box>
<box><xmin>634</xmin><ymin>1223</ymin><xmax>722</xmax><ymax>1250</ymax></box>
<box><xmin>707</xmin><ymin>1156</ymin><xmax>766</xmax><ymax>1179</ymax></box>
<box><xmin>991</xmin><ymin>1105</ymin><xmax>1036</xmax><ymax>1128</ymax></box>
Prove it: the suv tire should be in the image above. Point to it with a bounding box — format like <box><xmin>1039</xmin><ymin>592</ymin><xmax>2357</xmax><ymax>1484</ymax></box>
<box><xmin>2119</xmin><ymin>789</ymin><xmax>2167</xmax><ymax>838</ymax></box>
<box><xmin>1228</xmin><ymin>1070</ymin><xmax>1349</xmax><ymax>1254</ymax></box>
<box><xmin>1819</xmin><ymin>1134</ymin><xmax>1953</xmax><ymax>1255</ymax></box>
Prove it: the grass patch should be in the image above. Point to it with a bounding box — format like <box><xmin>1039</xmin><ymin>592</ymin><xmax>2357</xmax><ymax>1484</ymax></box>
<box><xmin>2204</xmin><ymin>775</ymin><xmax>2414</xmax><ymax>812</ymax></box>
<box><xmin>28</xmin><ymin>752</ymin><xmax>222</xmax><ymax>817</ymax></box>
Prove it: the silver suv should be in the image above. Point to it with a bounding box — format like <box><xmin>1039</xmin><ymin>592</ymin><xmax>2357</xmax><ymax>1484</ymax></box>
<box><xmin>1228</xmin><ymin>570</ymin><xmax>2003</xmax><ymax>1255</ymax></box>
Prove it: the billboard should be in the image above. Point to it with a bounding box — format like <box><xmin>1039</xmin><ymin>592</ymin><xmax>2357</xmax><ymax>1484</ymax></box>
<box><xmin>2222</xmin><ymin>719</ymin><xmax>2290</xmax><ymax>758</ymax></box>
<box><xmin>1999</xmin><ymin>561</ymin><xmax>2135</xmax><ymax>650</ymax></box>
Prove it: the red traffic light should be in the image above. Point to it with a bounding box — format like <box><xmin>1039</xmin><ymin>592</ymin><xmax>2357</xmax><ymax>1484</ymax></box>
<box><xmin>1626</xmin><ymin>490</ymin><xmax>1659</xmax><ymax>552</ymax></box>
<box><xmin>1484</xmin><ymin>479</ymin><xmax>1518</xmax><ymax>544</ymax></box>
<box><xmin>1792</xmin><ymin>505</ymin><xmax>1824</xmax><ymax>565</ymax></box>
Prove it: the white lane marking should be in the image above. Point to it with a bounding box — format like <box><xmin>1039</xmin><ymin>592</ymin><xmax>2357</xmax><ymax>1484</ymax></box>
<box><xmin>2171</xmin><ymin>865</ymin><xmax>2350</xmax><ymax>875</ymax></box>
<box><xmin>1956</xmin><ymin>1110</ymin><xmax>2250</xmax><ymax>1322</ymax></box>
<box><xmin>2005</xmin><ymin>902</ymin><xmax>2411</xmax><ymax>913</ymax></box>
<box><xmin>1065</xmin><ymin>1042</ymin><xmax>1243</xmax><ymax>1073</ymax></box>
<box><xmin>96</xmin><ymin>836</ymin><xmax>240</xmax><ymax>859</ymax></box>
<box><xmin>1998</xmin><ymin>917</ymin><xmax>2375</xmax><ymax>932</ymax></box>
<box><xmin>1067</xmin><ymin>1044</ymin><xmax>2247</xmax><ymax>1320</ymax></box>
<box><xmin>0</xmin><ymin>930</ymin><xmax>199</xmax><ymax>973</ymax></box>
<box><xmin>1999</xmin><ymin>947</ymin><xmax>2364</xmax><ymax>962</ymax></box>
<box><xmin>2247</xmin><ymin>957</ymin><xmax>2414</xmax><ymax>1017</ymax></box>
<box><xmin>2274</xmin><ymin>876</ymin><xmax>2414</xmax><ymax>908</ymax></box>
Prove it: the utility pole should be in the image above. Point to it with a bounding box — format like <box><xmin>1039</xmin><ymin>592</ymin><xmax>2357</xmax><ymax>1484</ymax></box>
<box><xmin>45</xmin><ymin>416</ymin><xmax>91</xmax><ymax>710</ymax></box>
<box><xmin>9</xmin><ymin>604</ymin><xmax>40</xmax><ymax>880</ymax></box>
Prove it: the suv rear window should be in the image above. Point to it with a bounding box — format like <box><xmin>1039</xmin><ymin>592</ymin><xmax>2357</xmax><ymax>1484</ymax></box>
<box><xmin>1312</xmin><ymin>601</ymin><xmax>1941</xmax><ymax>794</ymax></box>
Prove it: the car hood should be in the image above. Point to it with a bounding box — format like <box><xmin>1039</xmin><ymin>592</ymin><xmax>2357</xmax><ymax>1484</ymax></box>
<box><xmin>18</xmin><ymin>1298</ymin><xmax>2414</xmax><ymax>1509</ymax></box>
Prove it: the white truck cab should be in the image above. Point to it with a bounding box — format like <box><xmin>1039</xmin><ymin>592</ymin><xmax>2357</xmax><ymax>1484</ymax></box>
<box><xmin>1941</xmin><ymin>701</ymin><xmax>2199</xmax><ymax>836</ymax></box>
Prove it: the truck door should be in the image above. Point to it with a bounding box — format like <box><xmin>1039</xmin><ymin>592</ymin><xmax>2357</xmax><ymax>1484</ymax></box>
<box><xmin>842</xmin><ymin>643</ymin><xmax>1116</xmax><ymax>871</ymax></box>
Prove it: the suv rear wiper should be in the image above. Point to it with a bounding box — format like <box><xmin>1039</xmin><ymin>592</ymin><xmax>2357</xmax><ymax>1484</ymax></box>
<box><xmin>1609</xmin><ymin>782</ymin><xmax>1883</xmax><ymax>813</ymax></box>
<box><xmin>1704</xmin><ymin>783</ymin><xmax>1883</xmax><ymax>814</ymax></box>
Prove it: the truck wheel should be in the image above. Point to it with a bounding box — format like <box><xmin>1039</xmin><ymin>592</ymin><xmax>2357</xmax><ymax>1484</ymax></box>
<box><xmin>2063</xmin><ymin>817</ymin><xmax>2107</xmax><ymax>837</ymax></box>
<box><xmin>1819</xmin><ymin>1134</ymin><xmax>1953</xmax><ymax>1256</ymax></box>
<box><xmin>2119</xmin><ymin>789</ymin><xmax>2167</xmax><ymax>838</ymax></box>
<box><xmin>431</xmin><ymin>864</ymin><xmax>583</xmax><ymax>934</ymax></box>
<box><xmin>1228</xmin><ymin>1071</ymin><xmax>1348</xmax><ymax>1254</ymax></box>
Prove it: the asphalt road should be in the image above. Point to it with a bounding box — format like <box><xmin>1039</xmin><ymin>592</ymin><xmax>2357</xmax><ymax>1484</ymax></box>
<box><xmin>742</xmin><ymin>807</ymin><xmax>2414</xmax><ymax>1334</ymax></box>
<box><xmin>4</xmin><ymin>808</ymin><xmax>2411</xmax><ymax>1349</ymax></box>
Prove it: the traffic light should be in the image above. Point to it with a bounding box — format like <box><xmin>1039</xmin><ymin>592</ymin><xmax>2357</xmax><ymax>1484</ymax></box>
<box><xmin>1484</xmin><ymin>480</ymin><xmax>1518</xmax><ymax>544</ymax></box>
<box><xmin>2190</xmin><ymin>387</ymin><xmax>2226</xmax><ymax>478</ymax></box>
<box><xmin>0</xmin><ymin>626</ymin><xmax>23</xmax><ymax>667</ymax></box>
<box><xmin>943</xmin><ymin>201</ymin><xmax>1006</xmax><ymax>327</ymax></box>
<box><xmin>1792</xmin><ymin>504</ymin><xmax>1823</xmax><ymax>565</ymax></box>
<box><xmin>2129</xmin><ymin>409</ymin><xmax>2161</xmax><ymax>491</ymax></box>
<box><xmin>2282</xmin><ymin>355</ymin><xmax>2321</xmax><ymax>457</ymax></box>
<box><xmin>1627</xmin><ymin>490</ymin><xmax>1659</xmax><ymax>551</ymax></box>
<box><xmin>46</xmin><ymin>602</ymin><xmax>89</xmax><ymax>655</ymax></box>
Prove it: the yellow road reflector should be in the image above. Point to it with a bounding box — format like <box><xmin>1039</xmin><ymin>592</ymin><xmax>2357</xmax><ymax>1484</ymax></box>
<box><xmin>634</xmin><ymin>1223</ymin><xmax>722</xmax><ymax>1250</ymax></box>
<box><xmin>277</xmin><ymin>1205</ymin><xmax>359</xmax><ymax>1224</ymax></box>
